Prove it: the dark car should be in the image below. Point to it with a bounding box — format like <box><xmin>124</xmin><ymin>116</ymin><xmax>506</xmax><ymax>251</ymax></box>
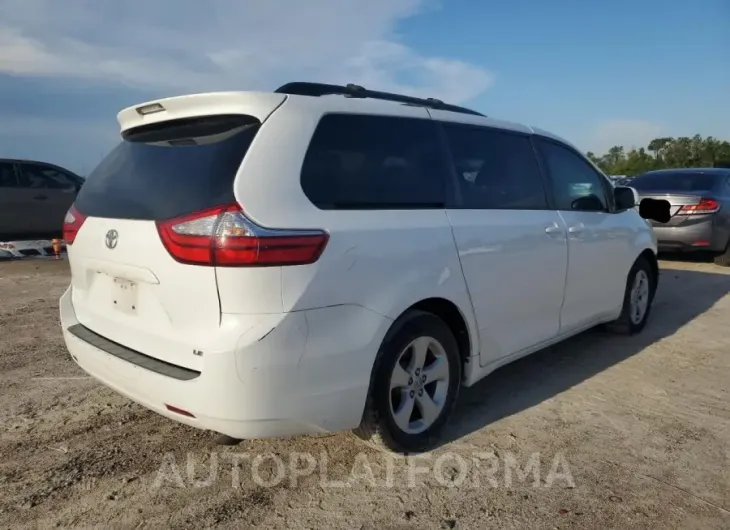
<box><xmin>0</xmin><ymin>158</ymin><xmax>84</xmax><ymax>240</ymax></box>
<box><xmin>631</xmin><ymin>168</ymin><xmax>730</xmax><ymax>265</ymax></box>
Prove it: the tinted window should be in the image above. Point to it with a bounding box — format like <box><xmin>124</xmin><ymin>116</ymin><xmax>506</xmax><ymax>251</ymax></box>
<box><xmin>76</xmin><ymin>115</ymin><xmax>259</xmax><ymax>220</ymax></box>
<box><xmin>0</xmin><ymin>163</ymin><xmax>19</xmax><ymax>188</ymax></box>
<box><xmin>535</xmin><ymin>139</ymin><xmax>608</xmax><ymax>211</ymax></box>
<box><xmin>18</xmin><ymin>164</ymin><xmax>78</xmax><ymax>189</ymax></box>
<box><xmin>300</xmin><ymin>114</ymin><xmax>447</xmax><ymax>209</ymax></box>
<box><xmin>631</xmin><ymin>172</ymin><xmax>719</xmax><ymax>192</ymax></box>
<box><xmin>441</xmin><ymin>124</ymin><xmax>547</xmax><ymax>209</ymax></box>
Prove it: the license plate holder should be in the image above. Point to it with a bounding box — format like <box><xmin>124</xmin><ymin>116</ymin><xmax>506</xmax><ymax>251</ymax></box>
<box><xmin>113</xmin><ymin>277</ymin><xmax>138</xmax><ymax>315</ymax></box>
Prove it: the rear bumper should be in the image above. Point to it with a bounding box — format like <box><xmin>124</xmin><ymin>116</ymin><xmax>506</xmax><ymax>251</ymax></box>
<box><xmin>60</xmin><ymin>286</ymin><xmax>391</xmax><ymax>439</ymax></box>
<box><xmin>653</xmin><ymin>218</ymin><xmax>727</xmax><ymax>253</ymax></box>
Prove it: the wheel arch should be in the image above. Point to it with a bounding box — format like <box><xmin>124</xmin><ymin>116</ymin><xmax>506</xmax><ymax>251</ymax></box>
<box><xmin>637</xmin><ymin>248</ymin><xmax>659</xmax><ymax>290</ymax></box>
<box><xmin>383</xmin><ymin>297</ymin><xmax>475</xmax><ymax>367</ymax></box>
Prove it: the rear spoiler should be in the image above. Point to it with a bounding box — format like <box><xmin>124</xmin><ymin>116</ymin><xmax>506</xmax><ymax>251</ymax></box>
<box><xmin>116</xmin><ymin>92</ymin><xmax>287</xmax><ymax>134</ymax></box>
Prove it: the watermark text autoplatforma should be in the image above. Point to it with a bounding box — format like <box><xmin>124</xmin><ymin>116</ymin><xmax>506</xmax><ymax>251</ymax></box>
<box><xmin>151</xmin><ymin>450</ymin><xmax>575</xmax><ymax>490</ymax></box>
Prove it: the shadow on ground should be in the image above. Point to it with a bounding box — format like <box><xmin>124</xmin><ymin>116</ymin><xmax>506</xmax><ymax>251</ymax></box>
<box><xmin>438</xmin><ymin>263</ymin><xmax>730</xmax><ymax>448</ymax></box>
<box><xmin>658</xmin><ymin>251</ymin><xmax>720</xmax><ymax>264</ymax></box>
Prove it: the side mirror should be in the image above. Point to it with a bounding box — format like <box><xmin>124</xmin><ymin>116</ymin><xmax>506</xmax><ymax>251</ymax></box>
<box><xmin>614</xmin><ymin>186</ymin><xmax>637</xmax><ymax>210</ymax></box>
<box><xmin>571</xmin><ymin>194</ymin><xmax>605</xmax><ymax>211</ymax></box>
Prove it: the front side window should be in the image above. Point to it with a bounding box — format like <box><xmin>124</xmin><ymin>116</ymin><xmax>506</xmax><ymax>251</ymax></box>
<box><xmin>18</xmin><ymin>164</ymin><xmax>78</xmax><ymax>190</ymax></box>
<box><xmin>0</xmin><ymin>163</ymin><xmax>19</xmax><ymax>188</ymax></box>
<box><xmin>534</xmin><ymin>139</ymin><xmax>608</xmax><ymax>212</ymax></box>
<box><xmin>441</xmin><ymin>124</ymin><xmax>548</xmax><ymax>209</ymax></box>
<box><xmin>300</xmin><ymin>114</ymin><xmax>448</xmax><ymax>209</ymax></box>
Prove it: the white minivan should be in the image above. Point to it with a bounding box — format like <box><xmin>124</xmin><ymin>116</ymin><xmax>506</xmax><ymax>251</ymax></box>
<box><xmin>60</xmin><ymin>82</ymin><xmax>658</xmax><ymax>453</ymax></box>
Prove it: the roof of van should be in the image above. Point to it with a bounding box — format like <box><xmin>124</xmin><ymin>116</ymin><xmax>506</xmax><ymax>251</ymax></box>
<box><xmin>118</xmin><ymin>81</ymin><xmax>578</xmax><ymax>151</ymax></box>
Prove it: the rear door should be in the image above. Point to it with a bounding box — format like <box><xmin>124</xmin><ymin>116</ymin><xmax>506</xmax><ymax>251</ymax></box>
<box><xmin>16</xmin><ymin>162</ymin><xmax>79</xmax><ymax>234</ymax></box>
<box><xmin>68</xmin><ymin>110</ymin><xmax>274</xmax><ymax>371</ymax></box>
<box><xmin>437</xmin><ymin>120</ymin><xmax>568</xmax><ymax>367</ymax></box>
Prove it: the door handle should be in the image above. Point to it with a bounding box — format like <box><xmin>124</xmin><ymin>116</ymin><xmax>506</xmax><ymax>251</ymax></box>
<box><xmin>34</xmin><ymin>194</ymin><xmax>48</xmax><ymax>200</ymax></box>
<box><xmin>544</xmin><ymin>223</ymin><xmax>564</xmax><ymax>235</ymax></box>
<box><xmin>568</xmin><ymin>223</ymin><xmax>585</xmax><ymax>235</ymax></box>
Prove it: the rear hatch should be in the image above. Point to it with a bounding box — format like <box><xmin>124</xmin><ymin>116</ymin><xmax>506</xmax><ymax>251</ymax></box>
<box><xmin>65</xmin><ymin>93</ymin><xmax>286</xmax><ymax>370</ymax></box>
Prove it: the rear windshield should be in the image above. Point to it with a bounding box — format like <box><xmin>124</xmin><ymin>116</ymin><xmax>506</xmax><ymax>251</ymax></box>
<box><xmin>630</xmin><ymin>172</ymin><xmax>718</xmax><ymax>192</ymax></box>
<box><xmin>75</xmin><ymin>115</ymin><xmax>259</xmax><ymax>220</ymax></box>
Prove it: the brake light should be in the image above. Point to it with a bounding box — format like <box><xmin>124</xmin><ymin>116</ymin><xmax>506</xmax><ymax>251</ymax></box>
<box><xmin>678</xmin><ymin>199</ymin><xmax>720</xmax><ymax>215</ymax></box>
<box><xmin>63</xmin><ymin>204</ymin><xmax>87</xmax><ymax>245</ymax></box>
<box><xmin>156</xmin><ymin>204</ymin><xmax>329</xmax><ymax>267</ymax></box>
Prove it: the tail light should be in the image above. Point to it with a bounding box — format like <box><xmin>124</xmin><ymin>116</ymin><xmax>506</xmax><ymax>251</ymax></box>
<box><xmin>678</xmin><ymin>199</ymin><xmax>720</xmax><ymax>215</ymax></box>
<box><xmin>156</xmin><ymin>203</ymin><xmax>329</xmax><ymax>267</ymax></box>
<box><xmin>63</xmin><ymin>204</ymin><xmax>87</xmax><ymax>245</ymax></box>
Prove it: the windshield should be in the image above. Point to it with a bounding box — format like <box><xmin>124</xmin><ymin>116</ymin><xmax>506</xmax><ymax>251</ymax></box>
<box><xmin>630</xmin><ymin>172</ymin><xmax>718</xmax><ymax>192</ymax></box>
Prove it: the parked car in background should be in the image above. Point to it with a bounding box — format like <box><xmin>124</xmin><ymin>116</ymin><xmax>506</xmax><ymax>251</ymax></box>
<box><xmin>609</xmin><ymin>175</ymin><xmax>633</xmax><ymax>187</ymax></box>
<box><xmin>60</xmin><ymin>82</ymin><xmax>658</xmax><ymax>453</ymax></box>
<box><xmin>631</xmin><ymin>168</ymin><xmax>730</xmax><ymax>265</ymax></box>
<box><xmin>0</xmin><ymin>159</ymin><xmax>84</xmax><ymax>239</ymax></box>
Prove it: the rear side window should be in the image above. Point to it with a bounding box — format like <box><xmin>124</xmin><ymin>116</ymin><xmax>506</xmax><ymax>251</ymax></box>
<box><xmin>75</xmin><ymin>115</ymin><xmax>259</xmax><ymax>220</ymax></box>
<box><xmin>631</xmin><ymin>172</ymin><xmax>719</xmax><ymax>192</ymax></box>
<box><xmin>440</xmin><ymin>124</ymin><xmax>548</xmax><ymax>209</ymax></box>
<box><xmin>300</xmin><ymin>114</ymin><xmax>448</xmax><ymax>209</ymax></box>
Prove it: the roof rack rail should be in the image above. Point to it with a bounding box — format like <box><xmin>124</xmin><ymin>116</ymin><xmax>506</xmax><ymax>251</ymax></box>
<box><xmin>275</xmin><ymin>82</ymin><xmax>485</xmax><ymax>117</ymax></box>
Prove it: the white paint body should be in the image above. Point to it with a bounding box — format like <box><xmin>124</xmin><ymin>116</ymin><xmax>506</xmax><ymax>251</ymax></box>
<box><xmin>60</xmin><ymin>91</ymin><xmax>657</xmax><ymax>439</ymax></box>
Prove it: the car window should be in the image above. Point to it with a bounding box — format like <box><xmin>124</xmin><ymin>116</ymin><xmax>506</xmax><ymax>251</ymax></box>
<box><xmin>440</xmin><ymin>124</ymin><xmax>548</xmax><ymax>209</ymax></box>
<box><xmin>534</xmin><ymin>139</ymin><xmax>608</xmax><ymax>212</ymax></box>
<box><xmin>76</xmin><ymin>115</ymin><xmax>259</xmax><ymax>220</ymax></box>
<box><xmin>300</xmin><ymin>114</ymin><xmax>448</xmax><ymax>209</ymax></box>
<box><xmin>18</xmin><ymin>164</ymin><xmax>77</xmax><ymax>190</ymax></box>
<box><xmin>631</xmin><ymin>172</ymin><xmax>719</xmax><ymax>192</ymax></box>
<box><xmin>0</xmin><ymin>162</ymin><xmax>19</xmax><ymax>188</ymax></box>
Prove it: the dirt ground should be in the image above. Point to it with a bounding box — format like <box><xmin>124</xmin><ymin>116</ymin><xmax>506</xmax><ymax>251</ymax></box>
<box><xmin>0</xmin><ymin>258</ymin><xmax>728</xmax><ymax>529</ymax></box>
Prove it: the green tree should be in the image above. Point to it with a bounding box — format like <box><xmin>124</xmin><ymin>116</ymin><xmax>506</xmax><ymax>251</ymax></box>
<box><xmin>590</xmin><ymin>135</ymin><xmax>730</xmax><ymax>176</ymax></box>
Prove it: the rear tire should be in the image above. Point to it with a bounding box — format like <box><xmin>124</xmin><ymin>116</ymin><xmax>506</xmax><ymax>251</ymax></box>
<box><xmin>353</xmin><ymin>310</ymin><xmax>462</xmax><ymax>454</ymax></box>
<box><xmin>713</xmin><ymin>242</ymin><xmax>730</xmax><ymax>267</ymax></box>
<box><xmin>606</xmin><ymin>256</ymin><xmax>656</xmax><ymax>335</ymax></box>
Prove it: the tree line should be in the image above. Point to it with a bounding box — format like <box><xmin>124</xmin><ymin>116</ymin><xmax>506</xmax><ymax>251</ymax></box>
<box><xmin>586</xmin><ymin>135</ymin><xmax>730</xmax><ymax>177</ymax></box>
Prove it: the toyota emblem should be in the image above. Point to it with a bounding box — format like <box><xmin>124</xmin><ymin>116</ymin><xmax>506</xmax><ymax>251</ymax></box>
<box><xmin>105</xmin><ymin>229</ymin><xmax>119</xmax><ymax>249</ymax></box>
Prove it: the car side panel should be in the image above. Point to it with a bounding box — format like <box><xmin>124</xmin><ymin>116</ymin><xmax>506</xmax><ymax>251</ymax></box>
<box><xmin>557</xmin><ymin>209</ymin><xmax>649</xmax><ymax>330</ymax></box>
<box><xmin>1</xmin><ymin>190</ymin><xmax>44</xmax><ymax>235</ymax></box>
<box><xmin>231</xmin><ymin>99</ymin><xmax>481</xmax><ymax>359</ymax></box>
<box><xmin>446</xmin><ymin>209</ymin><xmax>568</xmax><ymax>366</ymax></box>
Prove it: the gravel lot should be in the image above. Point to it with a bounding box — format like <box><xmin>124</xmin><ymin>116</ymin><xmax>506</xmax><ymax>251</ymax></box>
<box><xmin>1</xmin><ymin>258</ymin><xmax>728</xmax><ymax>529</ymax></box>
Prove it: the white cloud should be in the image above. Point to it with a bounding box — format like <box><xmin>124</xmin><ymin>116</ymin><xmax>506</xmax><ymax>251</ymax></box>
<box><xmin>587</xmin><ymin>119</ymin><xmax>666</xmax><ymax>154</ymax></box>
<box><xmin>0</xmin><ymin>0</ymin><xmax>494</xmax><ymax>103</ymax></box>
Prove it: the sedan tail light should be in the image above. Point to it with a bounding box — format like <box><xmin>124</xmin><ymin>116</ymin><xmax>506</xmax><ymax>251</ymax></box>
<box><xmin>678</xmin><ymin>198</ymin><xmax>720</xmax><ymax>215</ymax></box>
<box><xmin>156</xmin><ymin>203</ymin><xmax>329</xmax><ymax>267</ymax></box>
<box><xmin>63</xmin><ymin>204</ymin><xmax>88</xmax><ymax>245</ymax></box>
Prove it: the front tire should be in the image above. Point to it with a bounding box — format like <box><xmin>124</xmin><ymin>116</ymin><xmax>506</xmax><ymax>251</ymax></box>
<box><xmin>606</xmin><ymin>256</ymin><xmax>656</xmax><ymax>335</ymax></box>
<box><xmin>354</xmin><ymin>310</ymin><xmax>462</xmax><ymax>454</ymax></box>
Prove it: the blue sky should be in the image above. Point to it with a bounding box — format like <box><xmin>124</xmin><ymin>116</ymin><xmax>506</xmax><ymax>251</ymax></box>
<box><xmin>0</xmin><ymin>0</ymin><xmax>728</xmax><ymax>175</ymax></box>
